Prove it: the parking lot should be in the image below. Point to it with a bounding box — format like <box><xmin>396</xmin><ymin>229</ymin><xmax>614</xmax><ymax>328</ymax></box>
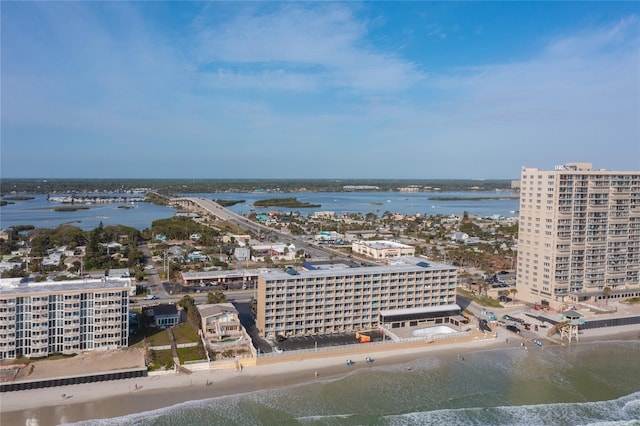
<box><xmin>272</xmin><ymin>330</ymin><xmax>385</xmax><ymax>352</ymax></box>
<box><xmin>163</xmin><ymin>281</ymin><xmax>255</xmax><ymax>294</ymax></box>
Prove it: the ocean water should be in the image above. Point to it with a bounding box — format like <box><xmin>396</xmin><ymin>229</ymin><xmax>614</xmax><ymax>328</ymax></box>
<box><xmin>0</xmin><ymin>195</ymin><xmax>176</xmax><ymax>230</ymax></box>
<box><xmin>185</xmin><ymin>191</ymin><xmax>521</xmax><ymax>218</ymax></box>
<box><xmin>1</xmin><ymin>191</ymin><xmax>518</xmax><ymax>230</ymax></box>
<box><xmin>71</xmin><ymin>341</ymin><xmax>640</xmax><ymax>426</ymax></box>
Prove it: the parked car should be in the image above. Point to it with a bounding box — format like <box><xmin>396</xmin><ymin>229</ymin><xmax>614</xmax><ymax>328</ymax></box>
<box><xmin>506</xmin><ymin>325</ymin><xmax>520</xmax><ymax>334</ymax></box>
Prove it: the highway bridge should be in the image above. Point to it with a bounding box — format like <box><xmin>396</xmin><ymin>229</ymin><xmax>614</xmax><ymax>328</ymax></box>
<box><xmin>170</xmin><ymin>197</ymin><xmax>373</xmax><ymax>264</ymax></box>
<box><xmin>171</xmin><ymin>197</ymin><xmax>268</xmax><ymax>235</ymax></box>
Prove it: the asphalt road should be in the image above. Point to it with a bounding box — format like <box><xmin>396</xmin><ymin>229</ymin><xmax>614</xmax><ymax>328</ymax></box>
<box><xmin>140</xmin><ymin>244</ymin><xmax>168</xmax><ymax>298</ymax></box>
<box><xmin>179</xmin><ymin>197</ymin><xmax>376</xmax><ymax>264</ymax></box>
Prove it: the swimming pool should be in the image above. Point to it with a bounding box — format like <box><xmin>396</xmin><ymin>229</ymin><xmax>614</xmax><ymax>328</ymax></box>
<box><xmin>411</xmin><ymin>325</ymin><xmax>458</xmax><ymax>337</ymax></box>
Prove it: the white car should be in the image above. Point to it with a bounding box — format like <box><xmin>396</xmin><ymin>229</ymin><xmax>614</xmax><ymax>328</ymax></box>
<box><xmin>144</xmin><ymin>294</ymin><xmax>157</xmax><ymax>300</ymax></box>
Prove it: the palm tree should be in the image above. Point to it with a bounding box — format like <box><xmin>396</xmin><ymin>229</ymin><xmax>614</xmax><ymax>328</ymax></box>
<box><xmin>474</xmin><ymin>281</ymin><xmax>482</xmax><ymax>295</ymax></box>
<box><xmin>602</xmin><ymin>286</ymin><xmax>612</xmax><ymax>306</ymax></box>
<box><xmin>510</xmin><ymin>288</ymin><xmax>518</xmax><ymax>305</ymax></box>
<box><xmin>481</xmin><ymin>282</ymin><xmax>490</xmax><ymax>297</ymax></box>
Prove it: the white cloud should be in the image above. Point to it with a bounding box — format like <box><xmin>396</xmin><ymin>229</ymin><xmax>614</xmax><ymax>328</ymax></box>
<box><xmin>191</xmin><ymin>3</ymin><xmax>424</xmax><ymax>93</ymax></box>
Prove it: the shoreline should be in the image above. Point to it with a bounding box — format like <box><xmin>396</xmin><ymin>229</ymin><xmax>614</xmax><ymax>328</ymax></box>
<box><xmin>2</xmin><ymin>326</ymin><xmax>638</xmax><ymax>426</ymax></box>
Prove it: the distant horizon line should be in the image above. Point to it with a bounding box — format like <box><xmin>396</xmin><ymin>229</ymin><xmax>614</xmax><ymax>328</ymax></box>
<box><xmin>1</xmin><ymin>177</ymin><xmax>517</xmax><ymax>181</ymax></box>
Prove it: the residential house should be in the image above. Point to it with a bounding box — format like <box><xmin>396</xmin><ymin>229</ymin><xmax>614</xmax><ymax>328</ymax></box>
<box><xmin>145</xmin><ymin>304</ymin><xmax>180</xmax><ymax>329</ymax></box>
<box><xmin>197</xmin><ymin>303</ymin><xmax>242</xmax><ymax>343</ymax></box>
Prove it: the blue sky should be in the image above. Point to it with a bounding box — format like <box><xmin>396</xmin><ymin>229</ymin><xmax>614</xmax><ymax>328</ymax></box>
<box><xmin>2</xmin><ymin>1</ymin><xmax>639</xmax><ymax>179</ymax></box>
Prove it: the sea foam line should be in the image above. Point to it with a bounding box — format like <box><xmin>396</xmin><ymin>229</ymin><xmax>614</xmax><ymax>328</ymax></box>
<box><xmin>382</xmin><ymin>391</ymin><xmax>640</xmax><ymax>426</ymax></box>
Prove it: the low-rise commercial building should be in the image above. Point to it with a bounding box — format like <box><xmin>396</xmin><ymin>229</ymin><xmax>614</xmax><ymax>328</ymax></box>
<box><xmin>0</xmin><ymin>277</ymin><xmax>131</xmax><ymax>360</ymax></box>
<box><xmin>256</xmin><ymin>257</ymin><xmax>456</xmax><ymax>338</ymax></box>
<box><xmin>180</xmin><ymin>270</ymin><xmax>259</xmax><ymax>287</ymax></box>
<box><xmin>351</xmin><ymin>240</ymin><xmax>415</xmax><ymax>260</ymax></box>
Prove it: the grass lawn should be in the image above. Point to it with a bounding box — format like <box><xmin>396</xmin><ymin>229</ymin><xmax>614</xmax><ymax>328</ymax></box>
<box><xmin>131</xmin><ymin>328</ymin><xmax>171</xmax><ymax>348</ymax></box>
<box><xmin>458</xmin><ymin>288</ymin><xmax>504</xmax><ymax>308</ymax></box>
<box><xmin>148</xmin><ymin>349</ymin><xmax>174</xmax><ymax>371</ymax></box>
<box><xmin>177</xmin><ymin>344</ymin><xmax>207</xmax><ymax>363</ymax></box>
<box><xmin>172</xmin><ymin>322</ymin><xmax>200</xmax><ymax>344</ymax></box>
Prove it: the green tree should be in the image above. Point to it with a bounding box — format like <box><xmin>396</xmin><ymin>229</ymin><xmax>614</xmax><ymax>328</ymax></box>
<box><xmin>29</xmin><ymin>229</ymin><xmax>53</xmax><ymax>257</ymax></box>
<box><xmin>85</xmin><ymin>228</ymin><xmax>102</xmax><ymax>266</ymax></box>
<box><xmin>52</xmin><ymin>225</ymin><xmax>87</xmax><ymax>248</ymax></box>
<box><xmin>207</xmin><ymin>290</ymin><xmax>227</xmax><ymax>304</ymax></box>
<box><xmin>178</xmin><ymin>295</ymin><xmax>201</xmax><ymax>330</ymax></box>
<box><xmin>127</xmin><ymin>248</ymin><xmax>145</xmax><ymax>267</ymax></box>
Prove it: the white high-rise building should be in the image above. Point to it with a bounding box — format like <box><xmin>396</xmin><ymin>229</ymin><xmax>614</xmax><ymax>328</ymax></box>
<box><xmin>0</xmin><ymin>278</ymin><xmax>131</xmax><ymax>359</ymax></box>
<box><xmin>516</xmin><ymin>163</ymin><xmax>640</xmax><ymax>309</ymax></box>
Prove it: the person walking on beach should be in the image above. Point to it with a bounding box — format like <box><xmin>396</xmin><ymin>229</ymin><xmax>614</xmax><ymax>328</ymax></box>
<box><xmin>315</xmin><ymin>371</ymin><xmax>319</xmax><ymax>379</ymax></box>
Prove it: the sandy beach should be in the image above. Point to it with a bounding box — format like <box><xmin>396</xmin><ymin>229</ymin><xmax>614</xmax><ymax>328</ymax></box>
<box><xmin>1</xmin><ymin>325</ymin><xmax>638</xmax><ymax>426</ymax></box>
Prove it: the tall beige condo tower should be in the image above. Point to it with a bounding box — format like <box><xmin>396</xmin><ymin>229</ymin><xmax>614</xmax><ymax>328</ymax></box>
<box><xmin>516</xmin><ymin>163</ymin><xmax>640</xmax><ymax>309</ymax></box>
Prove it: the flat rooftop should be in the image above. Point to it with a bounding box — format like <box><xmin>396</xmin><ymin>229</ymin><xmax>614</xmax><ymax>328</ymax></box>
<box><xmin>260</xmin><ymin>257</ymin><xmax>455</xmax><ymax>280</ymax></box>
<box><xmin>355</xmin><ymin>240</ymin><xmax>413</xmax><ymax>249</ymax></box>
<box><xmin>181</xmin><ymin>269</ymin><xmax>264</xmax><ymax>280</ymax></box>
<box><xmin>0</xmin><ymin>277</ymin><xmax>131</xmax><ymax>296</ymax></box>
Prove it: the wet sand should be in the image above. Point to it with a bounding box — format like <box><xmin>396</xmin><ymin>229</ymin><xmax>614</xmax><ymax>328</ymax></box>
<box><xmin>1</xmin><ymin>325</ymin><xmax>638</xmax><ymax>426</ymax></box>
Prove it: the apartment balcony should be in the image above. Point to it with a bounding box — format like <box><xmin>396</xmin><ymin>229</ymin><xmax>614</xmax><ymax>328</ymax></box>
<box><xmin>588</xmin><ymin>203</ymin><xmax>609</xmax><ymax>211</ymax></box>
<box><xmin>31</xmin><ymin>341</ymin><xmax>48</xmax><ymax>350</ymax></box>
<box><xmin>31</xmin><ymin>320</ymin><xmax>49</xmax><ymax>328</ymax></box>
<box><xmin>0</xmin><ymin>335</ymin><xmax>16</xmax><ymax>343</ymax></box>
<box><xmin>93</xmin><ymin>337</ymin><xmax>113</xmax><ymax>344</ymax></box>
<box><xmin>610</xmin><ymin>212</ymin><xmax>629</xmax><ymax>220</ymax></box>
<box><xmin>588</xmin><ymin>185</ymin><xmax>610</xmax><ymax>193</ymax></box>
<box><xmin>608</xmin><ymin>233</ymin><xmax>628</xmax><ymax>241</ymax></box>
<box><xmin>0</xmin><ymin>318</ymin><xmax>15</xmax><ymax>326</ymax></box>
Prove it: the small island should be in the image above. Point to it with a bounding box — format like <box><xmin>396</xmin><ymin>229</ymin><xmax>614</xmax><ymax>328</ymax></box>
<box><xmin>2</xmin><ymin>196</ymin><xmax>36</xmax><ymax>201</ymax></box>
<box><xmin>53</xmin><ymin>206</ymin><xmax>91</xmax><ymax>212</ymax></box>
<box><xmin>215</xmin><ymin>199</ymin><xmax>245</xmax><ymax>207</ymax></box>
<box><xmin>254</xmin><ymin>197</ymin><xmax>321</xmax><ymax>208</ymax></box>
